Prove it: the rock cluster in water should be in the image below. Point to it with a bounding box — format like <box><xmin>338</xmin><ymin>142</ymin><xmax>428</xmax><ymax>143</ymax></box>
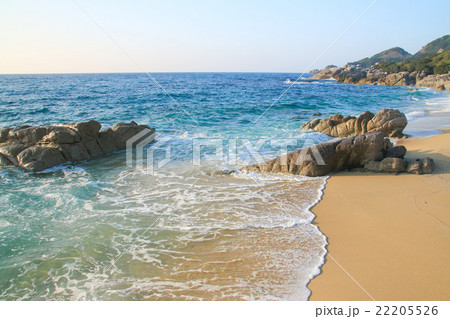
<box><xmin>0</xmin><ymin>120</ymin><xmax>154</xmax><ymax>172</ymax></box>
<box><xmin>300</xmin><ymin>109</ymin><xmax>408</xmax><ymax>138</ymax></box>
<box><xmin>311</xmin><ymin>65</ymin><xmax>450</xmax><ymax>90</ymax></box>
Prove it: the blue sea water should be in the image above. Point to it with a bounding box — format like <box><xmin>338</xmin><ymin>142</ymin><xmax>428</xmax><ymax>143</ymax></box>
<box><xmin>0</xmin><ymin>73</ymin><xmax>448</xmax><ymax>300</ymax></box>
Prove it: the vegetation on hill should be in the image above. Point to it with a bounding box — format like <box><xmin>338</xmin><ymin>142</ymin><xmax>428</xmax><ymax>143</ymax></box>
<box><xmin>374</xmin><ymin>50</ymin><xmax>450</xmax><ymax>75</ymax></box>
<box><xmin>410</xmin><ymin>35</ymin><xmax>450</xmax><ymax>60</ymax></box>
<box><xmin>348</xmin><ymin>35</ymin><xmax>450</xmax><ymax>68</ymax></box>
<box><xmin>349</xmin><ymin>47</ymin><xmax>411</xmax><ymax>68</ymax></box>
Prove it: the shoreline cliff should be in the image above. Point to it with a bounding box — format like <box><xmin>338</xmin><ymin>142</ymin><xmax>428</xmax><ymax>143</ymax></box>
<box><xmin>311</xmin><ymin>64</ymin><xmax>450</xmax><ymax>91</ymax></box>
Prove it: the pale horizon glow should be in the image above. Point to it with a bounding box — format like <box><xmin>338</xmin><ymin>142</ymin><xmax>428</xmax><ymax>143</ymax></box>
<box><xmin>1</xmin><ymin>0</ymin><xmax>449</xmax><ymax>74</ymax></box>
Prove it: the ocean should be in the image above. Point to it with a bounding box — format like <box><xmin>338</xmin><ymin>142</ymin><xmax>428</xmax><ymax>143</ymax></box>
<box><xmin>0</xmin><ymin>73</ymin><xmax>448</xmax><ymax>300</ymax></box>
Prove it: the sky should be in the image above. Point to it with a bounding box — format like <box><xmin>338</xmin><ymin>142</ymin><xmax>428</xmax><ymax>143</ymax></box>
<box><xmin>0</xmin><ymin>0</ymin><xmax>449</xmax><ymax>74</ymax></box>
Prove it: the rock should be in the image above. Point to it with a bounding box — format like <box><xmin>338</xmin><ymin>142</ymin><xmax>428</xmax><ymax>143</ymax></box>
<box><xmin>312</xmin><ymin>112</ymin><xmax>322</xmax><ymax>116</ymax></box>
<box><xmin>58</xmin><ymin>143</ymin><xmax>90</xmax><ymax>162</ymax></box>
<box><xmin>330</xmin><ymin>114</ymin><xmax>343</xmax><ymax>121</ymax></box>
<box><xmin>406</xmin><ymin>160</ymin><xmax>421</xmax><ymax>174</ymax></box>
<box><xmin>309</xmin><ymin>69</ymin><xmax>321</xmax><ymax>75</ymax></box>
<box><xmin>421</xmin><ymin>158</ymin><xmax>435</xmax><ymax>174</ymax></box>
<box><xmin>384</xmin><ymin>145</ymin><xmax>407</xmax><ymax>158</ymax></box>
<box><xmin>97</xmin><ymin>129</ymin><xmax>119</xmax><ymax>154</ymax></box>
<box><xmin>364</xmin><ymin>158</ymin><xmax>407</xmax><ymax>174</ymax></box>
<box><xmin>0</xmin><ymin>128</ymin><xmax>11</xmax><ymax>143</ymax></box>
<box><xmin>367</xmin><ymin>109</ymin><xmax>408</xmax><ymax>137</ymax></box>
<box><xmin>0</xmin><ymin>153</ymin><xmax>13</xmax><ymax>166</ymax></box>
<box><xmin>241</xmin><ymin>132</ymin><xmax>385</xmax><ymax>177</ymax></box>
<box><xmin>111</xmin><ymin>121</ymin><xmax>151</xmax><ymax>149</ymax></box>
<box><xmin>416</xmin><ymin>74</ymin><xmax>450</xmax><ymax>90</ymax></box>
<box><xmin>378</xmin><ymin>72</ymin><xmax>413</xmax><ymax>86</ymax></box>
<box><xmin>0</xmin><ymin>144</ymin><xmax>27</xmax><ymax>165</ymax></box>
<box><xmin>383</xmin><ymin>138</ymin><xmax>394</xmax><ymax>150</ymax></box>
<box><xmin>70</xmin><ymin>120</ymin><xmax>102</xmax><ymax>140</ymax></box>
<box><xmin>300</xmin><ymin>109</ymin><xmax>407</xmax><ymax>138</ymax></box>
<box><xmin>0</xmin><ymin>121</ymin><xmax>154</xmax><ymax>172</ymax></box>
<box><xmin>17</xmin><ymin>146</ymin><xmax>67</xmax><ymax>172</ymax></box>
<box><xmin>406</xmin><ymin>157</ymin><xmax>435</xmax><ymax>174</ymax></box>
<box><xmin>211</xmin><ymin>169</ymin><xmax>236</xmax><ymax>176</ymax></box>
<box><xmin>310</xmin><ymin>68</ymin><xmax>337</xmax><ymax>80</ymax></box>
<box><xmin>42</xmin><ymin>127</ymin><xmax>80</xmax><ymax>144</ymax></box>
<box><xmin>8</xmin><ymin>126</ymin><xmax>48</xmax><ymax>145</ymax></box>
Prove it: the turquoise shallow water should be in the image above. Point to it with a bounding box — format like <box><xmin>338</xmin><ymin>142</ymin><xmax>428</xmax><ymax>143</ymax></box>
<box><xmin>0</xmin><ymin>73</ymin><xmax>448</xmax><ymax>300</ymax></box>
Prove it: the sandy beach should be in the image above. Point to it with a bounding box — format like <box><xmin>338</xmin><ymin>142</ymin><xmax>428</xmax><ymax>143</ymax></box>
<box><xmin>308</xmin><ymin>128</ymin><xmax>450</xmax><ymax>300</ymax></box>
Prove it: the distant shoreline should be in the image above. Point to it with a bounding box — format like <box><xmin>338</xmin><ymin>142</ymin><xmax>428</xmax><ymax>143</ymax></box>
<box><xmin>311</xmin><ymin>65</ymin><xmax>449</xmax><ymax>91</ymax></box>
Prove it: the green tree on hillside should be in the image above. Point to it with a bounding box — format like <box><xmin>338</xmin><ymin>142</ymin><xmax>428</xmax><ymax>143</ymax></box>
<box><xmin>374</xmin><ymin>50</ymin><xmax>450</xmax><ymax>75</ymax></box>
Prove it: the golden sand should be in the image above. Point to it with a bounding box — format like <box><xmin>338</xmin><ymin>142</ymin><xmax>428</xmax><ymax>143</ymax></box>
<box><xmin>308</xmin><ymin>129</ymin><xmax>450</xmax><ymax>300</ymax></box>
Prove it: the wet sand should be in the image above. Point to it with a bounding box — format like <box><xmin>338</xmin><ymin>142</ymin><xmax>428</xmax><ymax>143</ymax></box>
<box><xmin>308</xmin><ymin>129</ymin><xmax>450</xmax><ymax>300</ymax></box>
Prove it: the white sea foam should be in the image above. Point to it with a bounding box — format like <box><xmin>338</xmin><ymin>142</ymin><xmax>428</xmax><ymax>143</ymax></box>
<box><xmin>0</xmin><ymin>220</ymin><xmax>11</xmax><ymax>228</ymax></box>
<box><xmin>0</xmin><ymin>157</ymin><xmax>329</xmax><ymax>300</ymax></box>
<box><xmin>404</xmin><ymin>91</ymin><xmax>450</xmax><ymax>137</ymax></box>
<box><xmin>406</xmin><ymin>110</ymin><xmax>429</xmax><ymax>121</ymax></box>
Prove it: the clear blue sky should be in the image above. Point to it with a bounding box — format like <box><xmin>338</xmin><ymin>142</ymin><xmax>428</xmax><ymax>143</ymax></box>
<box><xmin>0</xmin><ymin>0</ymin><xmax>449</xmax><ymax>73</ymax></box>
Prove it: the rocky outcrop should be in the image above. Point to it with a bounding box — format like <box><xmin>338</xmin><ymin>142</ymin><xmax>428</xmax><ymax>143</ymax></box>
<box><xmin>308</xmin><ymin>69</ymin><xmax>321</xmax><ymax>75</ymax></box>
<box><xmin>300</xmin><ymin>109</ymin><xmax>407</xmax><ymax>138</ymax></box>
<box><xmin>311</xmin><ymin>66</ymin><xmax>341</xmax><ymax>79</ymax></box>
<box><xmin>0</xmin><ymin>121</ymin><xmax>154</xmax><ymax>172</ymax></box>
<box><xmin>311</xmin><ymin>65</ymin><xmax>384</xmax><ymax>84</ymax></box>
<box><xmin>311</xmin><ymin>64</ymin><xmax>449</xmax><ymax>90</ymax></box>
<box><xmin>377</xmin><ymin>72</ymin><xmax>414</xmax><ymax>86</ymax></box>
<box><xmin>240</xmin><ymin>133</ymin><xmax>434</xmax><ymax>177</ymax></box>
<box><xmin>416</xmin><ymin>73</ymin><xmax>450</xmax><ymax>90</ymax></box>
<box><xmin>241</xmin><ymin>132</ymin><xmax>386</xmax><ymax>177</ymax></box>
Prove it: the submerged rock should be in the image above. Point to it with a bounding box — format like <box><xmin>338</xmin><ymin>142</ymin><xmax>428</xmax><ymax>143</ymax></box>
<box><xmin>211</xmin><ymin>169</ymin><xmax>236</xmax><ymax>176</ymax></box>
<box><xmin>0</xmin><ymin>120</ymin><xmax>154</xmax><ymax>172</ymax></box>
<box><xmin>300</xmin><ymin>109</ymin><xmax>408</xmax><ymax>138</ymax></box>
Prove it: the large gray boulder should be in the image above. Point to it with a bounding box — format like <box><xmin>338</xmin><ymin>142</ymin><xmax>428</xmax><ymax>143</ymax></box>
<box><xmin>0</xmin><ymin>120</ymin><xmax>154</xmax><ymax>172</ymax></box>
<box><xmin>241</xmin><ymin>132</ymin><xmax>385</xmax><ymax>177</ymax></box>
<box><xmin>300</xmin><ymin>109</ymin><xmax>407</xmax><ymax>138</ymax></box>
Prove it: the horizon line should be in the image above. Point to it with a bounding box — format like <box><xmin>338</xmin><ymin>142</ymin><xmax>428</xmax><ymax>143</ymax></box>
<box><xmin>0</xmin><ymin>71</ymin><xmax>320</xmax><ymax>76</ymax></box>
